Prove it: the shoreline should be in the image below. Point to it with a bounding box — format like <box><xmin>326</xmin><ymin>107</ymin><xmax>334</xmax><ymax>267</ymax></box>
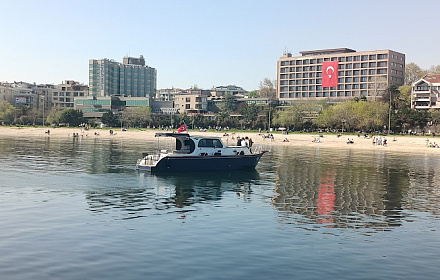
<box><xmin>1</xmin><ymin>126</ymin><xmax>439</xmax><ymax>155</ymax></box>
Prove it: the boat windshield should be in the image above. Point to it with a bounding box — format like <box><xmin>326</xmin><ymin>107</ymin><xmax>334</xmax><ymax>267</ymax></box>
<box><xmin>197</xmin><ymin>139</ymin><xmax>223</xmax><ymax>148</ymax></box>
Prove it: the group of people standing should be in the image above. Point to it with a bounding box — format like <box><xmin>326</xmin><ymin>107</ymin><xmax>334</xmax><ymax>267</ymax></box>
<box><xmin>372</xmin><ymin>135</ymin><xmax>387</xmax><ymax>146</ymax></box>
<box><xmin>236</xmin><ymin>136</ymin><xmax>253</xmax><ymax>147</ymax></box>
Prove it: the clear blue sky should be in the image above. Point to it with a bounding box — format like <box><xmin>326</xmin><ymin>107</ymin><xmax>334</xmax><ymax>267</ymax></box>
<box><xmin>1</xmin><ymin>0</ymin><xmax>438</xmax><ymax>91</ymax></box>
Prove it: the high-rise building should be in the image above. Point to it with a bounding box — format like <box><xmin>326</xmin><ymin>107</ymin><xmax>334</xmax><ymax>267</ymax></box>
<box><xmin>89</xmin><ymin>55</ymin><xmax>156</xmax><ymax>98</ymax></box>
<box><xmin>277</xmin><ymin>48</ymin><xmax>405</xmax><ymax>103</ymax></box>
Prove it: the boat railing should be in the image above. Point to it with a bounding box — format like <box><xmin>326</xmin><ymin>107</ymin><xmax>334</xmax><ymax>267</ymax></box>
<box><xmin>139</xmin><ymin>154</ymin><xmax>161</xmax><ymax>166</ymax></box>
<box><xmin>252</xmin><ymin>145</ymin><xmax>264</xmax><ymax>154</ymax></box>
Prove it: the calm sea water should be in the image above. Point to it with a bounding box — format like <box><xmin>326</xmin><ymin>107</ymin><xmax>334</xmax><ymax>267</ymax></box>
<box><xmin>0</xmin><ymin>135</ymin><xmax>439</xmax><ymax>280</ymax></box>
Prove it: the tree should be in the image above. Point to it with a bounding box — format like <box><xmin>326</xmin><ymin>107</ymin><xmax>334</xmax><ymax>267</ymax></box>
<box><xmin>259</xmin><ymin>78</ymin><xmax>276</xmax><ymax>130</ymax></box>
<box><xmin>101</xmin><ymin>110</ymin><xmax>116</xmax><ymax>127</ymax></box>
<box><xmin>222</xmin><ymin>93</ymin><xmax>237</xmax><ymax>112</ymax></box>
<box><xmin>273</xmin><ymin>102</ymin><xmax>320</xmax><ymax>130</ymax></box>
<box><xmin>316</xmin><ymin>100</ymin><xmax>388</xmax><ymax>132</ymax></box>
<box><xmin>259</xmin><ymin>78</ymin><xmax>276</xmax><ymax>99</ymax></box>
<box><xmin>429</xmin><ymin>109</ymin><xmax>440</xmax><ymax>133</ymax></box>
<box><xmin>0</xmin><ymin>100</ymin><xmax>15</xmax><ymax>125</ymax></box>
<box><xmin>27</xmin><ymin>108</ymin><xmax>40</xmax><ymax>125</ymax></box>
<box><xmin>398</xmin><ymin>85</ymin><xmax>412</xmax><ymax>108</ymax></box>
<box><xmin>240</xmin><ymin>103</ymin><xmax>261</xmax><ymax>125</ymax></box>
<box><xmin>428</xmin><ymin>65</ymin><xmax>440</xmax><ymax>75</ymax></box>
<box><xmin>59</xmin><ymin>109</ymin><xmax>84</xmax><ymax>127</ymax></box>
<box><xmin>215</xmin><ymin>111</ymin><xmax>230</xmax><ymax>127</ymax></box>
<box><xmin>405</xmin><ymin>62</ymin><xmax>427</xmax><ymax>85</ymax></box>
<box><xmin>380</xmin><ymin>84</ymin><xmax>400</xmax><ymax>109</ymax></box>
<box><xmin>395</xmin><ymin>106</ymin><xmax>429</xmax><ymax>132</ymax></box>
<box><xmin>120</xmin><ymin>106</ymin><xmax>152</xmax><ymax>128</ymax></box>
<box><xmin>247</xmin><ymin>90</ymin><xmax>258</xmax><ymax>98</ymax></box>
<box><xmin>46</xmin><ymin>107</ymin><xmax>65</xmax><ymax>125</ymax></box>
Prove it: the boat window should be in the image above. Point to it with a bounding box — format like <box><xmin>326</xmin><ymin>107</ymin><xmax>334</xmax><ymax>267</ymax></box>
<box><xmin>175</xmin><ymin>139</ymin><xmax>182</xmax><ymax>150</ymax></box>
<box><xmin>175</xmin><ymin>138</ymin><xmax>194</xmax><ymax>153</ymax></box>
<box><xmin>188</xmin><ymin>139</ymin><xmax>195</xmax><ymax>153</ymax></box>
<box><xmin>198</xmin><ymin>139</ymin><xmax>223</xmax><ymax>148</ymax></box>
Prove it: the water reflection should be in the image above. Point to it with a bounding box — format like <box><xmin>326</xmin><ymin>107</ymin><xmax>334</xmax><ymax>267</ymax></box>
<box><xmin>0</xmin><ymin>136</ymin><xmax>143</xmax><ymax>174</ymax></box>
<box><xmin>85</xmin><ymin>171</ymin><xmax>260</xmax><ymax>219</ymax></box>
<box><xmin>271</xmin><ymin>146</ymin><xmax>440</xmax><ymax>231</ymax></box>
<box><xmin>2</xmin><ymin>135</ymin><xmax>440</xmax><ymax>230</ymax></box>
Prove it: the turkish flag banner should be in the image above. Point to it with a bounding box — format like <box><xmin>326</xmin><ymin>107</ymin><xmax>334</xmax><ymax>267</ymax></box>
<box><xmin>322</xmin><ymin>61</ymin><xmax>339</xmax><ymax>88</ymax></box>
<box><xmin>177</xmin><ymin>124</ymin><xmax>187</xmax><ymax>133</ymax></box>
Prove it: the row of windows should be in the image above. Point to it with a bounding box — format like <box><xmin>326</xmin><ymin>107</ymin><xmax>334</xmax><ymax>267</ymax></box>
<box><xmin>280</xmin><ymin>76</ymin><xmax>386</xmax><ymax>85</ymax></box>
<box><xmin>414</xmin><ymin>85</ymin><xmax>439</xmax><ymax>91</ymax></box>
<box><xmin>390</xmin><ymin>62</ymin><xmax>404</xmax><ymax>68</ymax></box>
<box><xmin>53</xmin><ymin>92</ymin><xmax>86</xmax><ymax>97</ymax></box>
<box><xmin>280</xmin><ymin>62</ymin><xmax>393</xmax><ymax>73</ymax></box>
<box><xmin>53</xmin><ymin>97</ymin><xmax>72</xmax><ymax>102</ymax></box>
<box><xmin>280</xmin><ymin>69</ymin><xmax>394</xmax><ymax>79</ymax></box>
<box><xmin>279</xmin><ymin>91</ymin><xmax>370</xmax><ymax>98</ymax></box>
<box><xmin>280</xmin><ymin>83</ymin><xmax>388</xmax><ymax>91</ymax></box>
<box><xmin>391</xmin><ymin>54</ymin><xmax>404</xmax><ymax>61</ymax></box>
<box><xmin>280</xmin><ymin>53</ymin><xmax>394</xmax><ymax>66</ymax></box>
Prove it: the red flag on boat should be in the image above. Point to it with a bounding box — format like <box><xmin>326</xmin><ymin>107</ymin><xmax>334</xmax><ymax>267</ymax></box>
<box><xmin>177</xmin><ymin>123</ymin><xmax>187</xmax><ymax>133</ymax></box>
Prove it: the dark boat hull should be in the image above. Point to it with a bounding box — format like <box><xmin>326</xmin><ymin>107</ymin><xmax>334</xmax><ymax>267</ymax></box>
<box><xmin>137</xmin><ymin>153</ymin><xmax>265</xmax><ymax>172</ymax></box>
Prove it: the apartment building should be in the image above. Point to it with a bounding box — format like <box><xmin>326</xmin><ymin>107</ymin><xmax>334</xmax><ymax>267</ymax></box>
<box><xmin>277</xmin><ymin>48</ymin><xmax>405</xmax><ymax>103</ymax></box>
<box><xmin>411</xmin><ymin>74</ymin><xmax>440</xmax><ymax>110</ymax></box>
<box><xmin>156</xmin><ymin>88</ymin><xmax>186</xmax><ymax>101</ymax></box>
<box><xmin>52</xmin><ymin>80</ymin><xmax>88</xmax><ymax>108</ymax></box>
<box><xmin>211</xmin><ymin>85</ymin><xmax>247</xmax><ymax>97</ymax></box>
<box><xmin>174</xmin><ymin>94</ymin><xmax>208</xmax><ymax>114</ymax></box>
<box><xmin>0</xmin><ymin>82</ymin><xmax>54</xmax><ymax>111</ymax></box>
<box><xmin>89</xmin><ymin>55</ymin><xmax>156</xmax><ymax>98</ymax></box>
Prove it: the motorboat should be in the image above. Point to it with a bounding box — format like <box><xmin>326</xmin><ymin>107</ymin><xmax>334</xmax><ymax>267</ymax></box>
<box><xmin>136</xmin><ymin>132</ymin><xmax>267</xmax><ymax>172</ymax></box>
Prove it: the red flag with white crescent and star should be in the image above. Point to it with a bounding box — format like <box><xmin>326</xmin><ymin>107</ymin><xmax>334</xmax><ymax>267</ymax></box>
<box><xmin>177</xmin><ymin>123</ymin><xmax>187</xmax><ymax>133</ymax></box>
<box><xmin>322</xmin><ymin>61</ymin><xmax>339</xmax><ymax>88</ymax></box>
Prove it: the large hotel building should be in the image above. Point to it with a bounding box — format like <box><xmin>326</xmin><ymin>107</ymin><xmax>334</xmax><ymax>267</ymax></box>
<box><xmin>277</xmin><ymin>48</ymin><xmax>405</xmax><ymax>103</ymax></box>
<box><xmin>89</xmin><ymin>55</ymin><xmax>156</xmax><ymax>98</ymax></box>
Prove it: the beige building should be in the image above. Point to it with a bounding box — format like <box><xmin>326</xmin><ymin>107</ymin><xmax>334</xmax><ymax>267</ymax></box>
<box><xmin>277</xmin><ymin>48</ymin><xmax>405</xmax><ymax>103</ymax></box>
<box><xmin>52</xmin><ymin>80</ymin><xmax>88</xmax><ymax>108</ymax></box>
<box><xmin>174</xmin><ymin>94</ymin><xmax>208</xmax><ymax>114</ymax></box>
<box><xmin>0</xmin><ymin>82</ymin><xmax>54</xmax><ymax>111</ymax></box>
<box><xmin>411</xmin><ymin>74</ymin><xmax>440</xmax><ymax>110</ymax></box>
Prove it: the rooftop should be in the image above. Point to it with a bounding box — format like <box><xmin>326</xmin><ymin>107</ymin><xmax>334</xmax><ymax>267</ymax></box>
<box><xmin>300</xmin><ymin>48</ymin><xmax>357</xmax><ymax>56</ymax></box>
<box><xmin>423</xmin><ymin>74</ymin><xmax>440</xmax><ymax>84</ymax></box>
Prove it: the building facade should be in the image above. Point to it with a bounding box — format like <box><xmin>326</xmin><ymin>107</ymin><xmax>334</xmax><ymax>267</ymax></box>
<box><xmin>174</xmin><ymin>94</ymin><xmax>208</xmax><ymax>114</ymax></box>
<box><xmin>411</xmin><ymin>75</ymin><xmax>440</xmax><ymax>110</ymax></box>
<box><xmin>0</xmin><ymin>82</ymin><xmax>55</xmax><ymax>111</ymax></box>
<box><xmin>52</xmin><ymin>80</ymin><xmax>88</xmax><ymax>108</ymax></box>
<box><xmin>210</xmin><ymin>85</ymin><xmax>247</xmax><ymax>97</ymax></box>
<box><xmin>277</xmin><ymin>48</ymin><xmax>405</xmax><ymax>103</ymax></box>
<box><xmin>89</xmin><ymin>55</ymin><xmax>156</xmax><ymax>98</ymax></box>
<box><xmin>74</xmin><ymin>96</ymin><xmax>150</xmax><ymax>118</ymax></box>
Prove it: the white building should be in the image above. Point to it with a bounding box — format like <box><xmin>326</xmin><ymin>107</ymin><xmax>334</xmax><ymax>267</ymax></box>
<box><xmin>411</xmin><ymin>75</ymin><xmax>440</xmax><ymax>110</ymax></box>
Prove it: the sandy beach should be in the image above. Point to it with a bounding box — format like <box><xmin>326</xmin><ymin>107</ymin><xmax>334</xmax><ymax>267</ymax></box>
<box><xmin>1</xmin><ymin>126</ymin><xmax>439</xmax><ymax>155</ymax></box>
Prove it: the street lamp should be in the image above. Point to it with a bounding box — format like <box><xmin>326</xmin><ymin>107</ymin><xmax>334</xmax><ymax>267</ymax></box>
<box><xmin>388</xmin><ymin>90</ymin><xmax>392</xmax><ymax>135</ymax></box>
<box><xmin>42</xmin><ymin>95</ymin><xmax>45</xmax><ymax>126</ymax></box>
